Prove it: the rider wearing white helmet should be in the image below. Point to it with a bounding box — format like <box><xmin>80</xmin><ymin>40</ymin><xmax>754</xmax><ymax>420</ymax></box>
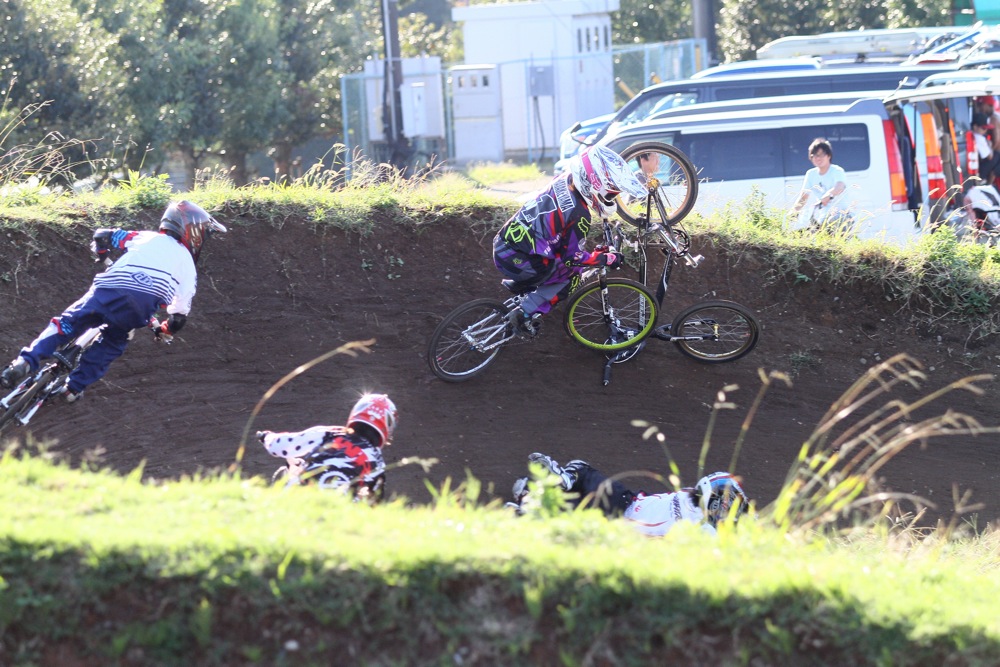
<box><xmin>511</xmin><ymin>453</ymin><xmax>750</xmax><ymax>537</ymax></box>
<box><xmin>492</xmin><ymin>145</ymin><xmax>646</xmax><ymax>335</ymax></box>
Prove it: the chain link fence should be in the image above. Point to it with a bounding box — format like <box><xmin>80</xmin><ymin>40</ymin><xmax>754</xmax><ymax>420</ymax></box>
<box><xmin>341</xmin><ymin>39</ymin><xmax>706</xmax><ymax>171</ymax></box>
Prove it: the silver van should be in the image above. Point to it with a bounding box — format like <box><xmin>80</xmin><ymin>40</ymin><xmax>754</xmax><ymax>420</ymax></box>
<box><xmin>600</xmin><ymin>98</ymin><xmax>918</xmax><ymax>244</ymax></box>
<box><xmin>557</xmin><ymin>63</ymin><xmax>957</xmax><ymax>171</ymax></box>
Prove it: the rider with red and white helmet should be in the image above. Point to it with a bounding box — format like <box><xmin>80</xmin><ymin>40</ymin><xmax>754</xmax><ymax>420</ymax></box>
<box><xmin>492</xmin><ymin>145</ymin><xmax>646</xmax><ymax>335</ymax></box>
<box><xmin>510</xmin><ymin>453</ymin><xmax>750</xmax><ymax>536</ymax></box>
<box><xmin>257</xmin><ymin>393</ymin><xmax>398</xmax><ymax>502</ymax></box>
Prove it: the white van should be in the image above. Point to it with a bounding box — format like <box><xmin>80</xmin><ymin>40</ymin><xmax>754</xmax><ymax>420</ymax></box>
<box><xmin>600</xmin><ymin>98</ymin><xmax>918</xmax><ymax>244</ymax></box>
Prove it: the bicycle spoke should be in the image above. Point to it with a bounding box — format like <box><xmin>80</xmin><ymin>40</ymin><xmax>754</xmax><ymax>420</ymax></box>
<box><xmin>428</xmin><ymin>300</ymin><xmax>510</xmax><ymax>381</ymax></box>
<box><xmin>565</xmin><ymin>279</ymin><xmax>657</xmax><ymax>352</ymax></box>
<box><xmin>671</xmin><ymin>302</ymin><xmax>759</xmax><ymax>363</ymax></box>
<box><xmin>615</xmin><ymin>142</ymin><xmax>699</xmax><ymax>227</ymax></box>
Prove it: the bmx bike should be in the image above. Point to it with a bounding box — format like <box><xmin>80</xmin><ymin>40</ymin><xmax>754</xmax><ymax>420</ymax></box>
<box><xmin>0</xmin><ymin>318</ymin><xmax>170</xmax><ymax>433</ymax></box>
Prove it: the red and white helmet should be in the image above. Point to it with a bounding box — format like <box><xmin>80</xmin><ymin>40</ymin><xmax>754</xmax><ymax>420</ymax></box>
<box><xmin>348</xmin><ymin>393</ymin><xmax>398</xmax><ymax>447</ymax></box>
<box><xmin>570</xmin><ymin>145</ymin><xmax>646</xmax><ymax>217</ymax></box>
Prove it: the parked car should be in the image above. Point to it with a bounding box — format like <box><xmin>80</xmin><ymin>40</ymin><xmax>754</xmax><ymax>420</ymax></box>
<box><xmin>689</xmin><ymin>57</ymin><xmax>822</xmax><ymax>79</ymax></box>
<box><xmin>599</xmin><ymin>98</ymin><xmax>919</xmax><ymax>243</ymax></box>
<box><xmin>555</xmin><ymin>63</ymin><xmax>958</xmax><ymax>171</ymax></box>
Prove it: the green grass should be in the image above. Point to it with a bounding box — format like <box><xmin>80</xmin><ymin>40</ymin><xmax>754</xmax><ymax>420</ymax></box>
<box><xmin>463</xmin><ymin>160</ymin><xmax>547</xmax><ymax>186</ymax></box>
<box><xmin>0</xmin><ymin>448</ymin><xmax>999</xmax><ymax>666</ymax></box>
<box><xmin>1</xmin><ymin>353</ymin><xmax>999</xmax><ymax>664</ymax></box>
<box><xmin>3</xmin><ymin>163</ymin><xmax>1000</xmax><ymax>663</ymax></box>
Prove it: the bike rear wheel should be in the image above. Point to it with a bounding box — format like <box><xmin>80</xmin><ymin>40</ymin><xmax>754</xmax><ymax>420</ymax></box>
<box><xmin>564</xmin><ymin>278</ymin><xmax>658</xmax><ymax>352</ymax></box>
<box><xmin>0</xmin><ymin>370</ymin><xmax>55</xmax><ymax>433</ymax></box>
<box><xmin>615</xmin><ymin>141</ymin><xmax>699</xmax><ymax>227</ymax></box>
<box><xmin>427</xmin><ymin>299</ymin><xmax>510</xmax><ymax>382</ymax></box>
<box><xmin>669</xmin><ymin>300</ymin><xmax>759</xmax><ymax>363</ymax></box>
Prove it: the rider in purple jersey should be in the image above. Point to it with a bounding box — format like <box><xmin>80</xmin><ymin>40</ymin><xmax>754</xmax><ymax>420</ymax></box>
<box><xmin>492</xmin><ymin>145</ymin><xmax>646</xmax><ymax>335</ymax></box>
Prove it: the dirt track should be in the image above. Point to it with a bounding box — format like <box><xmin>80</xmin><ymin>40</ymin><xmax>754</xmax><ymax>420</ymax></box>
<box><xmin>2</xmin><ymin>212</ymin><xmax>999</xmax><ymax>527</ymax></box>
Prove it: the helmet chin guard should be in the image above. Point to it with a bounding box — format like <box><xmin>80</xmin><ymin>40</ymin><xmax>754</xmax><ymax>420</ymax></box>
<box><xmin>570</xmin><ymin>145</ymin><xmax>646</xmax><ymax>215</ymax></box>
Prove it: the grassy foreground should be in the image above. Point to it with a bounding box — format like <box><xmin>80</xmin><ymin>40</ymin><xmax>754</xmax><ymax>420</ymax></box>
<box><xmin>0</xmin><ymin>450</ymin><xmax>998</xmax><ymax>666</ymax></box>
<box><xmin>3</xmin><ymin>161</ymin><xmax>1000</xmax><ymax>664</ymax></box>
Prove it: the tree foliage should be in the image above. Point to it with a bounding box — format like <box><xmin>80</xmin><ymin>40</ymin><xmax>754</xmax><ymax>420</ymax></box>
<box><xmin>719</xmin><ymin>0</ymin><xmax>953</xmax><ymax>63</ymax></box>
<box><xmin>612</xmin><ymin>0</ymin><xmax>691</xmax><ymax>45</ymax></box>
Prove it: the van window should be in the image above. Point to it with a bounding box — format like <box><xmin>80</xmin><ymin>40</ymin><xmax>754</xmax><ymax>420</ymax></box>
<box><xmin>714</xmin><ymin>82</ymin><xmax>830</xmax><ymax>101</ymax></box>
<box><xmin>783</xmin><ymin>124</ymin><xmax>871</xmax><ymax>174</ymax></box>
<box><xmin>677</xmin><ymin>130</ymin><xmax>784</xmax><ymax>180</ymax></box>
<box><xmin>667</xmin><ymin>123</ymin><xmax>872</xmax><ymax>182</ymax></box>
<box><xmin>619</xmin><ymin>91</ymin><xmax>699</xmax><ymax>125</ymax></box>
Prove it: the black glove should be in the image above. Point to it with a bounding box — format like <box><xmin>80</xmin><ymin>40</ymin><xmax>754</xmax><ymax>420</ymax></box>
<box><xmin>91</xmin><ymin>229</ymin><xmax>114</xmax><ymax>263</ymax></box>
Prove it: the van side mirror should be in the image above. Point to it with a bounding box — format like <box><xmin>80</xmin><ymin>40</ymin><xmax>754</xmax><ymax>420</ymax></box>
<box><xmin>898</xmin><ymin>76</ymin><xmax>920</xmax><ymax>90</ymax></box>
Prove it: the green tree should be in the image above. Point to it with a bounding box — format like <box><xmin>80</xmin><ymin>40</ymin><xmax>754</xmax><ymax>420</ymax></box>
<box><xmin>719</xmin><ymin>0</ymin><xmax>952</xmax><ymax>63</ymax></box>
<box><xmin>266</xmin><ymin>0</ymin><xmax>379</xmax><ymax>181</ymax></box>
<box><xmin>612</xmin><ymin>0</ymin><xmax>691</xmax><ymax>45</ymax></box>
<box><xmin>0</xmin><ymin>0</ymin><xmax>125</xmax><ymax>180</ymax></box>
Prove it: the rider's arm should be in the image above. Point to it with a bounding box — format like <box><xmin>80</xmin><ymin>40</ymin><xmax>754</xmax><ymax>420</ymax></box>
<box><xmin>165</xmin><ymin>259</ymin><xmax>198</xmax><ymax>317</ymax></box>
<box><xmin>91</xmin><ymin>229</ymin><xmax>140</xmax><ymax>260</ymax></box>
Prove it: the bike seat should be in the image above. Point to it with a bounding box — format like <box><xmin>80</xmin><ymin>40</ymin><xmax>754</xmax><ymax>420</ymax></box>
<box><xmin>501</xmin><ymin>279</ymin><xmax>535</xmax><ymax>296</ymax></box>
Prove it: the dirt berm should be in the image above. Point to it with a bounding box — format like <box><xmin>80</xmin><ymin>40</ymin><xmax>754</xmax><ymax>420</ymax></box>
<box><xmin>1</xmin><ymin>213</ymin><xmax>998</xmax><ymax>526</ymax></box>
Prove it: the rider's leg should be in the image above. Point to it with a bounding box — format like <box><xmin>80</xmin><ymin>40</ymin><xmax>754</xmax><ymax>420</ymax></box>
<box><xmin>567</xmin><ymin>461</ymin><xmax>638</xmax><ymax>518</ymax></box>
<box><xmin>517</xmin><ymin>263</ymin><xmax>579</xmax><ymax>316</ymax></box>
<box><xmin>66</xmin><ymin>325</ymin><xmax>130</xmax><ymax>394</ymax></box>
<box><xmin>16</xmin><ymin>288</ymin><xmax>105</xmax><ymax>372</ymax></box>
<box><xmin>63</xmin><ymin>288</ymin><xmax>160</xmax><ymax>394</ymax></box>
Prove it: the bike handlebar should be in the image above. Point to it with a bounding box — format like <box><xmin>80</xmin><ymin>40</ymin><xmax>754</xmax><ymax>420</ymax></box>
<box><xmin>148</xmin><ymin>317</ymin><xmax>173</xmax><ymax>345</ymax></box>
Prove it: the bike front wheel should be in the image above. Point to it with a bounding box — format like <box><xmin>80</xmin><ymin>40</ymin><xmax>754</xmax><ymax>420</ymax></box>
<box><xmin>0</xmin><ymin>369</ymin><xmax>54</xmax><ymax>433</ymax></box>
<box><xmin>669</xmin><ymin>300</ymin><xmax>759</xmax><ymax>363</ymax></box>
<box><xmin>564</xmin><ymin>278</ymin><xmax>658</xmax><ymax>352</ymax></box>
<box><xmin>427</xmin><ymin>299</ymin><xmax>510</xmax><ymax>382</ymax></box>
<box><xmin>615</xmin><ymin>141</ymin><xmax>699</xmax><ymax>227</ymax></box>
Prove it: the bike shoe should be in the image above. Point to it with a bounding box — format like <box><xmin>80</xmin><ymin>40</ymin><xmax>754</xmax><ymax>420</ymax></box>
<box><xmin>0</xmin><ymin>358</ymin><xmax>29</xmax><ymax>389</ymax></box>
<box><xmin>52</xmin><ymin>381</ymin><xmax>84</xmax><ymax>403</ymax></box>
<box><xmin>508</xmin><ymin>309</ymin><xmax>542</xmax><ymax>338</ymax></box>
<box><xmin>527</xmin><ymin>452</ymin><xmax>576</xmax><ymax>489</ymax></box>
<box><xmin>512</xmin><ymin>476</ymin><xmax>529</xmax><ymax>503</ymax></box>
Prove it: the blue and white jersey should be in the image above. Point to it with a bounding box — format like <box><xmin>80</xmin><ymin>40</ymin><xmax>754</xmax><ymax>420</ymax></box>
<box><xmin>92</xmin><ymin>231</ymin><xmax>196</xmax><ymax>315</ymax></box>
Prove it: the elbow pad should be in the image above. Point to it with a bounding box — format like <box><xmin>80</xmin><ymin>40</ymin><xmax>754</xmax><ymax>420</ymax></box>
<box><xmin>167</xmin><ymin>313</ymin><xmax>187</xmax><ymax>334</ymax></box>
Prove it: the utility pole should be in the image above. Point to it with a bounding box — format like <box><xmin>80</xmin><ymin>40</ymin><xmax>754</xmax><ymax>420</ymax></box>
<box><xmin>692</xmin><ymin>0</ymin><xmax>718</xmax><ymax>65</ymax></box>
<box><xmin>381</xmin><ymin>0</ymin><xmax>410</xmax><ymax>169</ymax></box>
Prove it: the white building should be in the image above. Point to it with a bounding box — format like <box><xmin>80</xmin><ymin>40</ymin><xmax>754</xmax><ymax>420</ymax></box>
<box><xmin>451</xmin><ymin>0</ymin><xmax>618</xmax><ymax>162</ymax></box>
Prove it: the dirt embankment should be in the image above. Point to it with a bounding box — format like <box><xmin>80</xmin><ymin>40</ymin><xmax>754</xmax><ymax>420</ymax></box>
<box><xmin>1</xmin><ymin>214</ymin><xmax>999</xmax><ymax>526</ymax></box>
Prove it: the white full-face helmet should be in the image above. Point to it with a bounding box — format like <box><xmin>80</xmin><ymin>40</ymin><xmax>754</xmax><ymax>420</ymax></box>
<box><xmin>693</xmin><ymin>472</ymin><xmax>750</xmax><ymax>527</ymax></box>
<box><xmin>569</xmin><ymin>145</ymin><xmax>647</xmax><ymax>217</ymax></box>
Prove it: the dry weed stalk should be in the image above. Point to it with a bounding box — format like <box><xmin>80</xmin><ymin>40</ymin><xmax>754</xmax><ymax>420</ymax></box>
<box><xmin>770</xmin><ymin>353</ymin><xmax>998</xmax><ymax>534</ymax></box>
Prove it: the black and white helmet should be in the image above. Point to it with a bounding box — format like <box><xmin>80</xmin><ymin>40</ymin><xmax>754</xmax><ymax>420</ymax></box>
<box><xmin>569</xmin><ymin>145</ymin><xmax>646</xmax><ymax>217</ymax></box>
